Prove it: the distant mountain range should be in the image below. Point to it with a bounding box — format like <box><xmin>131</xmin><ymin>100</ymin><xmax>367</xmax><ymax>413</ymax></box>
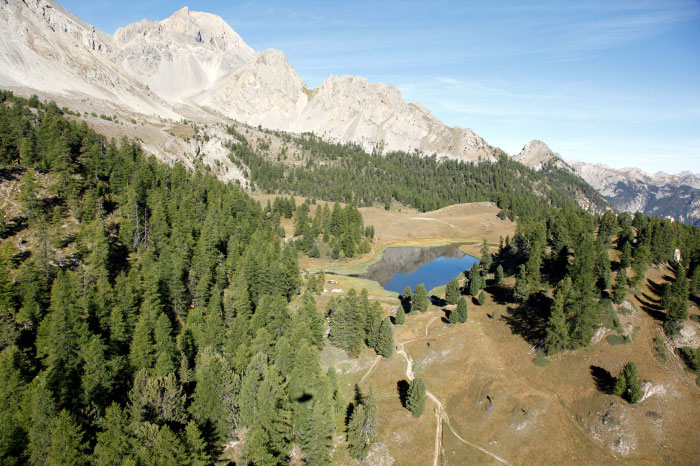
<box><xmin>1</xmin><ymin>0</ymin><xmax>697</xmax><ymax>224</ymax></box>
<box><xmin>514</xmin><ymin>140</ymin><xmax>700</xmax><ymax>225</ymax></box>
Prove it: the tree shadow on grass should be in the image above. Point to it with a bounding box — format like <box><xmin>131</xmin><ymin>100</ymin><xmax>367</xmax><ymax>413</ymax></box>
<box><xmin>0</xmin><ymin>166</ymin><xmax>23</xmax><ymax>182</ymax></box>
<box><xmin>486</xmin><ymin>285</ymin><xmax>512</xmax><ymax>305</ymax></box>
<box><xmin>440</xmin><ymin>307</ymin><xmax>452</xmax><ymax>324</ymax></box>
<box><xmin>399</xmin><ymin>296</ymin><xmax>412</xmax><ymax>314</ymax></box>
<box><xmin>647</xmin><ymin>278</ymin><xmax>668</xmax><ymax>298</ymax></box>
<box><xmin>430</xmin><ymin>295</ymin><xmax>446</xmax><ymax>307</ymax></box>
<box><xmin>636</xmin><ymin>293</ymin><xmax>666</xmax><ymax>322</ymax></box>
<box><xmin>590</xmin><ymin>365</ymin><xmax>616</xmax><ymax>394</ymax></box>
<box><xmin>500</xmin><ymin>293</ymin><xmax>551</xmax><ymax>345</ymax></box>
<box><xmin>397</xmin><ymin>380</ymin><xmax>409</xmax><ymax>408</ymax></box>
<box><xmin>1</xmin><ymin>216</ymin><xmax>28</xmax><ymax>239</ymax></box>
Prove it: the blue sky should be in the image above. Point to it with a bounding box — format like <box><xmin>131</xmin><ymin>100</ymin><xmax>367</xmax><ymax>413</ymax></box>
<box><xmin>61</xmin><ymin>0</ymin><xmax>700</xmax><ymax>174</ymax></box>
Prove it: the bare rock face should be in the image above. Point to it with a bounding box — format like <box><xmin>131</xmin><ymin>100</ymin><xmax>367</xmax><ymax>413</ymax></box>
<box><xmin>572</xmin><ymin>162</ymin><xmax>700</xmax><ymax>225</ymax></box>
<box><xmin>198</xmin><ymin>48</ymin><xmax>309</xmax><ymax>131</ymax></box>
<box><xmin>513</xmin><ymin>140</ymin><xmax>573</xmax><ymax>172</ymax></box>
<box><xmin>114</xmin><ymin>7</ymin><xmax>256</xmax><ymax>100</ymax></box>
<box><xmin>0</xmin><ymin>0</ymin><xmax>498</xmax><ymax>163</ymax></box>
<box><xmin>295</xmin><ymin>76</ymin><xmax>495</xmax><ymax>161</ymax></box>
<box><xmin>0</xmin><ymin>0</ymin><xmax>178</xmax><ymax>118</ymax></box>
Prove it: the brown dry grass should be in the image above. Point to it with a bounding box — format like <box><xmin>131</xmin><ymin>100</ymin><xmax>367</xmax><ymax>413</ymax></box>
<box><xmin>260</xmin><ymin>196</ymin><xmax>700</xmax><ymax>464</ymax></box>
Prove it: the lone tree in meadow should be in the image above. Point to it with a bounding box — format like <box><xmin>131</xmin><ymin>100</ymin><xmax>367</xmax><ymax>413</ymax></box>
<box><xmin>480</xmin><ymin>239</ymin><xmax>493</xmax><ymax>272</ymax></box>
<box><xmin>375</xmin><ymin>317</ymin><xmax>394</xmax><ymax>358</ymax></box>
<box><xmin>455</xmin><ymin>296</ymin><xmax>468</xmax><ymax>323</ymax></box>
<box><xmin>394</xmin><ymin>307</ymin><xmax>405</xmax><ymax>325</ymax></box>
<box><xmin>495</xmin><ymin>264</ymin><xmax>504</xmax><ymax>286</ymax></box>
<box><xmin>413</xmin><ymin>284</ymin><xmax>429</xmax><ymax>313</ymax></box>
<box><xmin>406</xmin><ymin>378</ymin><xmax>426</xmax><ymax>418</ymax></box>
<box><xmin>445</xmin><ymin>278</ymin><xmax>460</xmax><ymax>305</ymax></box>
<box><xmin>477</xmin><ymin>291</ymin><xmax>486</xmax><ymax>306</ymax></box>
<box><xmin>613</xmin><ymin>361</ymin><xmax>642</xmax><ymax>404</ymax></box>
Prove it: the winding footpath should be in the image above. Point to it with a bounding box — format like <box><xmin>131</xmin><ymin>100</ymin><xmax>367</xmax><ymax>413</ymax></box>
<box><xmin>358</xmin><ymin>355</ymin><xmax>381</xmax><ymax>386</ymax></box>
<box><xmin>396</xmin><ymin>316</ymin><xmax>513</xmax><ymax>466</ymax></box>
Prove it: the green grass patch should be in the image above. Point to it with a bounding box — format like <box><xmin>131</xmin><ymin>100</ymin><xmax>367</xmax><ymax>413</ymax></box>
<box><xmin>630</xmin><ymin>326</ymin><xmax>641</xmax><ymax>341</ymax></box>
<box><xmin>599</xmin><ymin>300</ymin><xmax>618</xmax><ymax>330</ymax></box>
<box><xmin>533</xmin><ymin>356</ymin><xmax>552</xmax><ymax>367</ymax></box>
<box><xmin>606</xmin><ymin>335</ymin><xmax>630</xmax><ymax>346</ymax></box>
<box><xmin>617</xmin><ymin>300</ymin><xmax>637</xmax><ymax>315</ymax></box>
<box><xmin>653</xmin><ymin>337</ymin><xmax>667</xmax><ymax>361</ymax></box>
<box><xmin>690</xmin><ymin>314</ymin><xmax>700</xmax><ymax>323</ymax></box>
<box><xmin>428</xmin><ymin>284</ymin><xmax>448</xmax><ymax>298</ymax></box>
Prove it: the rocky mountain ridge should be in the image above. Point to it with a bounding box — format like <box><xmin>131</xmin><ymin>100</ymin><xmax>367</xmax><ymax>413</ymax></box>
<box><xmin>512</xmin><ymin>138</ymin><xmax>700</xmax><ymax>224</ymax></box>
<box><xmin>513</xmin><ymin>139</ymin><xmax>574</xmax><ymax>173</ymax></box>
<box><xmin>571</xmin><ymin>162</ymin><xmax>700</xmax><ymax>225</ymax></box>
<box><xmin>2</xmin><ymin>0</ymin><xmax>693</xmax><ymax>222</ymax></box>
<box><xmin>0</xmin><ymin>0</ymin><xmax>496</xmax><ymax>162</ymax></box>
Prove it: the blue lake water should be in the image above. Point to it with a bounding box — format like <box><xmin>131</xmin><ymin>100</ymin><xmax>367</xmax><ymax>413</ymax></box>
<box><xmin>361</xmin><ymin>244</ymin><xmax>479</xmax><ymax>294</ymax></box>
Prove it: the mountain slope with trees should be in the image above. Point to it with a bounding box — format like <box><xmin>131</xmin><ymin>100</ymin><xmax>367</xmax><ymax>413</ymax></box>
<box><xmin>0</xmin><ymin>91</ymin><xmax>341</xmax><ymax>464</ymax></box>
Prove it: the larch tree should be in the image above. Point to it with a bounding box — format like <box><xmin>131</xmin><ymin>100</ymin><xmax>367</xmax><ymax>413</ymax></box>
<box><xmin>513</xmin><ymin>241</ymin><xmax>543</xmax><ymax>302</ymax></box>
<box><xmin>405</xmin><ymin>378</ymin><xmax>426</xmax><ymax>418</ymax></box>
<box><xmin>611</xmin><ymin>269</ymin><xmax>628</xmax><ymax>305</ymax></box>
<box><xmin>346</xmin><ymin>385</ymin><xmax>378</xmax><ymax>460</ymax></box>
<box><xmin>93</xmin><ymin>404</ymin><xmax>133</xmax><ymax>466</ymax></box>
<box><xmin>413</xmin><ymin>284</ymin><xmax>429</xmax><ymax>313</ymax></box>
<box><xmin>455</xmin><ymin>296</ymin><xmax>468</xmax><ymax>323</ymax></box>
<box><xmin>394</xmin><ymin>307</ymin><xmax>405</xmax><ymax>325</ymax></box>
<box><xmin>467</xmin><ymin>262</ymin><xmax>483</xmax><ymax>296</ymax></box>
<box><xmin>480</xmin><ymin>240</ymin><xmax>493</xmax><ymax>272</ymax></box>
<box><xmin>614</xmin><ymin>362</ymin><xmax>642</xmax><ymax>404</ymax></box>
<box><xmin>375</xmin><ymin>318</ymin><xmax>394</xmax><ymax>358</ymax></box>
<box><xmin>544</xmin><ymin>279</ymin><xmax>572</xmax><ymax>354</ymax></box>
<box><xmin>664</xmin><ymin>265</ymin><xmax>689</xmax><ymax>335</ymax></box>
<box><xmin>445</xmin><ymin>278</ymin><xmax>460</xmax><ymax>305</ymax></box>
<box><xmin>46</xmin><ymin>410</ymin><xmax>88</xmax><ymax>466</ymax></box>
<box><xmin>495</xmin><ymin>264</ymin><xmax>504</xmax><ymax>286</ymax></box>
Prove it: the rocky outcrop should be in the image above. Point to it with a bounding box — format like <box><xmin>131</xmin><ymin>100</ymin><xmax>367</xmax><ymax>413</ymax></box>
<box><xmin>513</xmin><ymin>140</ymin><xmax>573</xmax><ymax>172</ymax></box>
<box><xmin>0</xmin><ymin>0</ymin><xmax>178</xmax><ymax>118</ymax></box>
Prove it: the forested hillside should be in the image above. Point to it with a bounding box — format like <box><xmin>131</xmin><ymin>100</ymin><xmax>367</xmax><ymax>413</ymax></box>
<box><xmin>226</xmin><ymin>130</ymin><xmax>610</xmax><ymax>219</ymax></box>
<box><xmin>0</xmin><ymin>91</ymin><xmax>343</xmax><ymax>465</ymax></box>
<box><xmin>504</xmin><ymin>208</ymin><xmax>700</xmax><ymax>357</ymax></box>
<box><xmin>2</xmin><ymin>90</ymin><xmax>700</xmax><ymax>465</ymax></box>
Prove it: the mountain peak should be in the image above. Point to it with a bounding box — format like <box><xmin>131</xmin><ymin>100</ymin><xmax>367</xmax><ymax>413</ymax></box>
<box><xmin>513</xmin><ymin>139</ymin><xmax>571</xmax><ymax>172</ymax></box>
<box><xmin>114</xmin><ymin>7</ymin><xmax>255</xmax><ymax>100</ymax></box>
<box><xmin>0</xmin><ymin>0</ymin><xmax>499</xmax><ymax>163</ymax></box>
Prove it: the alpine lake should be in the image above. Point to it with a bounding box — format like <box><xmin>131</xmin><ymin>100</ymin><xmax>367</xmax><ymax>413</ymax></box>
<box><xmin>361</xmin><ymin>244</ymin><xmax>479</xmax><ymax>294</ymax></box>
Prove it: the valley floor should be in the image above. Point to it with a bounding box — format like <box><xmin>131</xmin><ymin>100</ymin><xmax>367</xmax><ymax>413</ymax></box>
<box><xmin>280</xmin><ymin>200</ymin><xmax>700</xmax><ymax>465</ymax></box>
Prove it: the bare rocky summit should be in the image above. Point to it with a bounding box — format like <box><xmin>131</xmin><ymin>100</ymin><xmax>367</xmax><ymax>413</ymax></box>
<box><xmin>0</xmin><ymin>0</ymin><xmax>496</xmax><ymax>162</ymax></box>
<box><xmin>513</xmin><ymin>140</ymin><xmax>573</xmax><ymax>173</ymax></box>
